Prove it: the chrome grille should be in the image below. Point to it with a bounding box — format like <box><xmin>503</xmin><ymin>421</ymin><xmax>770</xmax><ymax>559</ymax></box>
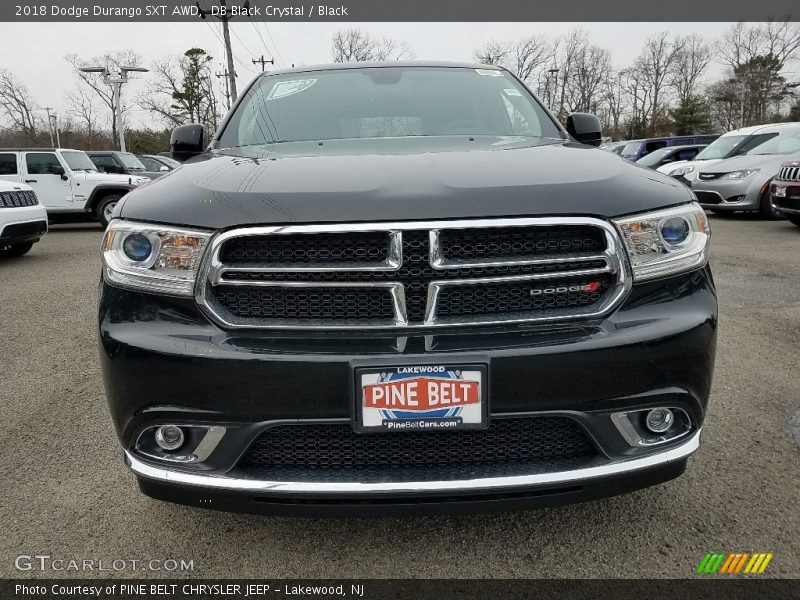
<box><xmin>777</xmin><ymin>165</ymin><xmax>800</xmax><ymax>182</ymax></box>
<box><xmin>197</xmin><ymin>218</ymin><xmax>630</xmax><ymax>329</ymax></box>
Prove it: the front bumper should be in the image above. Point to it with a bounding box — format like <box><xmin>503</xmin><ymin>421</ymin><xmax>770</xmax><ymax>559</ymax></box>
<box><xmin>100</xmin><ymin>267</ymin><xmax>717</xmax><ymax>514</ymax></box>
<box><xmin>692</xmin><ymin>176</ymin><xmax>767</xmax><ymax>211</ymax></box>
<box><xmin>0</xmin><ymin>205</ymin><xmax>48</xmax><ymax>246</ymax></box>
<box><xmin>771</xmin><ymin>182</ymin><xmax>800</xmax><ymax>217</ymax></box>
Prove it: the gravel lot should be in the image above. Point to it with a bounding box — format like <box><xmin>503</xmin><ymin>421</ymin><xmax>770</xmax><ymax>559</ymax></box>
<box><xmin>1</xmin><ymin>214</ymin><xmax>798</xmax><ymax>579</ymax></box>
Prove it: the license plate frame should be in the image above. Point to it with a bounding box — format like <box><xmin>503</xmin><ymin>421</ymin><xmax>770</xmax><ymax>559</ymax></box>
<box><xmin>354</xmin><ymin>364</ymin><xmax>488</xmax><ymax>433</ymax></box>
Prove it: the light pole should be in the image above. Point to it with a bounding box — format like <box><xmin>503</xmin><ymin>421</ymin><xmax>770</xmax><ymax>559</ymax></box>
<box><xmin>49</xmin><ymin>114</ymin><xmax>61</xmax><ymax>148</ymax></box>
<box><xmin>548</xmin><ymin>68</ymin><xmax>560</xmax><ymax>114</ymax></box>
<box><xmin>79</xmin><ymin>65</ymin><xmax>149</xmax><ymax>152</ymax></box>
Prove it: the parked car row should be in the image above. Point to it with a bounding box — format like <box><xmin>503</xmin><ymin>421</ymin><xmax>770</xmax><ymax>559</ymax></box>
<box><xmin>0</xmin><ymin>147</ymin><xmax>181</xmax><ymax>233</ymax></box>
<box><xmin>606</xmin><ymin>122</ymin><xmax>800</xmax><ymax>219</ymax></box>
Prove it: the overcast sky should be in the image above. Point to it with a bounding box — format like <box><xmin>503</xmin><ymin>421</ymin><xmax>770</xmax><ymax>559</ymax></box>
<box><xmin>0</xmin><ymin>22</ymin><xmax>738</xmax><ymax>130</ymax></box>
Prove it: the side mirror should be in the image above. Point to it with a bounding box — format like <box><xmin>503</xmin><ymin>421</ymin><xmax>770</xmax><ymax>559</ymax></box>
<box><xmin>52</xmin><ymin>166</ymin><xmax>65</xmax><ymax>177</ymax></box>
<box><xmin>566</xmin><ymin>113</ymin><xmax>603</xmax><ymax>147</ymax></box>
<box><xmin>171</xmin><ymin>124</ymin><xmax>208</xmax><ymax>162</ymax></box>
<box><xmin>159</xmin><ymin>165</ymin><xmax>170</xmax><ymax>172</ymax></box>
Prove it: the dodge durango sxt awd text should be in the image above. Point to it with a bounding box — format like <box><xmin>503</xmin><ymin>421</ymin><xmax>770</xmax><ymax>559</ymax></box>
<box><xmin>99</xmin><ymin>62</ymin><xmax>717</xmax><ymax>515</ymax></box>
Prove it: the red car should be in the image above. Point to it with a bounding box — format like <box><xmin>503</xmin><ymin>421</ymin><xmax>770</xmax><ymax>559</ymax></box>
<box><xmin>770</xmin><ymin>158</ymin><xmax>800</xmax><ymax>227</ymax></box>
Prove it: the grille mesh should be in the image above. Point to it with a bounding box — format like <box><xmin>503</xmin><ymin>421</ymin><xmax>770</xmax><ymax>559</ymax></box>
<box><xmin>436</xmin><ymin>276</ymin><xmax>611</xmax><ymax>318</ymax></box>
<box><xmin>214</xmin><ymin>286</ymin><xmax>394</xmax><ymax>323</ymax></box>
<box><xmin>0</xmin><ymin>190</ymin><xmax>38</xmax><ymax>208</ymax></box>
<box><xmin>220</xmin><ymin>231</ymin><xmax>390</xmax><ymax>264</ymax></box>
<box><xmin>238</xmin><ymin>417</ymin><xmax>596</xmax><ymax>473</ymax></box>
<box><xmin>438</xmin><ymin>225</ymin><xmax>606</xmax><ymax>261</ymax></box>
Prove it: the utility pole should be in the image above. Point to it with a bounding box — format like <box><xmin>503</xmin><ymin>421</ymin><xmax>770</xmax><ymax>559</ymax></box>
<box><xmin>44</xmin><ymin>107</ymin><xmax>55</xmax><ymax>147</ymax></box>
<box><xmin>79</xmin><ymin>65</ymin><xmax>149</xmax><ymax>152</ymax></box>
<box><xmin>252</xmin><ymin>55</ymin><xmax>274</xmax><ymax>72</ymax></box>
<box><xmin>216</xmin><ymin>68</ymin><xmax>231</xmax><ymax>110</ymax></box>
<box><xmin>197</xmin><ymin>0</ymin><xmax>240</xmax><ymax>103</ymax></box>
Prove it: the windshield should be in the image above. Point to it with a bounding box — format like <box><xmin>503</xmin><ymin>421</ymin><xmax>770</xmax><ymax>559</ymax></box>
<box><xmin>636</xmin><ymin>147</ymin><xmax>673</xmax><ymax>167</ymax></box>
<box><xmin>620</xmin><ymin>142</ymin><xmax>642</xmax><ymax>157</ymax></box>
<box><xmin>218</xmin><ymin>66</ymin><xmax>561</xmax><ymax>146</ymax></box>
<box><xmin>695</xmin><ymin>132</ymin><xmax>778</xmax><ymax>161</ymax></box>
<box><xmin>59</xmin><ymin>150</ymin><xmax>97</xmax><ymax>172</ymax></box>
<box><xmin>745</xmin><ymin>131</ymin><xmax>800</xmax><ymax>156</ymax></box>
<box><xmin>118</xmin><ymin>153</ymin><xmax>147</xmax><ymax>170</ymax></box>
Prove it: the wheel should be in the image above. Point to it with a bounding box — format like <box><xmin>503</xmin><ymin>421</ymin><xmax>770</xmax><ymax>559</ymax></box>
<box><xmin>95</xmin><ymin>194</ymin><xmax>123</xmax><ymax>227</ymax></box>
<box><xmin>0</xmin><ymin>241</ymin><xmax>34</xmax><ymax>257</ymax></box>
<box><xmin>758</xmin><ymin>191</ymin><xmax>784</xmax><ymax>220</ymax></box>
<box><xmin>788</xmin><ymin>217</ymin><xmax>800</xmax><ymax>228</ymax></box>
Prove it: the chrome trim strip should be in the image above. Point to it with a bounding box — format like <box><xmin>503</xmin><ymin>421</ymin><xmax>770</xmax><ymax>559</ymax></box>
<box><xmin>125</xmin><ymin>429</ymin><xmax>701</xmax><ymax>495</ymax></box>
<box><xmin>195</xmin><ymin>217</ymin><xmax>632</xmax><ymax>330</ymax></box>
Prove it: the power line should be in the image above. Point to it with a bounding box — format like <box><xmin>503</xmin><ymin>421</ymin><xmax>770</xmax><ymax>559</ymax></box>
<box><xmin>197</xmin><ymin>0</ymin><xmax>245</xmax><ymax>102</ymax></box>
<box><xmin>259</xmin><ymin>22</ymin><xmax>288</xmax><ymax>68</ymax></box>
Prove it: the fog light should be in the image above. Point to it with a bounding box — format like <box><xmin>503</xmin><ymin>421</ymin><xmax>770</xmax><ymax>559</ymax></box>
<box><xmin>645</xmin><ymin>408</ymin><xmax>674</xmax><ymax>433</ymax></box>
<box><xmin>155</xmin><ymin>425</ymin><xmax>184</xmax><ymax>451</ymax></box>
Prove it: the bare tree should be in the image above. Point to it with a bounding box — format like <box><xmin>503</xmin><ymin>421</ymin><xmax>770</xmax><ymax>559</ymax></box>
<box><xmin>0</xmin><ymin>69</ymin><xmax>38</xmax><ymax>138</ymax></box>
<box><xmin>139</xmin><ymin>48</ymin><xmax>219</xmax><ymax>132</ymax></box>
<box><xmin>720</xmin><ymin>21</ymin><xmax>800</xmax><ymax>70</ymax></box>
<box><xmin>474</xmin><ymin>36</ymin><xmax>551</xmax><ymax>85</ymax></box>
<box><xmin>331</xmin><ymin>29</ymin><xmax>413</xmax><ymax>62</ymax></box>
<box><xmin>66</xmin><ymin>87</ymin><xmax>100</xmax><ymax>141</ymax></box>
<box><xmin>473</xmin><ymin>41</ymin><xmax>511</xmax><ymax>67</ymax></box>
<box><xmin>65</xmin><ymin>49</ymin><xmax>143</xmax><ymax>146</ymax></box>
<box><xmin>564</xmin><ymin>43</ymin><xmax>612</xmax><ymax>114</ymax></box>
<box><xmin>633</xmin><ymin>32</ymin><xmax>679</xmax><ymax>135</ymax></box>
<box><xmin>671</xmin><ymin>34</ymin><xmax>713</xmax><ymax>103</ymax></box>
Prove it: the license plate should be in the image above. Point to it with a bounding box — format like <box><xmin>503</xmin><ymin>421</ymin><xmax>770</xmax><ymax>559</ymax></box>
<box><xmin>774</xmin><ymin>185</ymin><xmax>787</xmax><ymax>198</ymax></box>
<box><xmin>355</xmin><ymin>364</ymin><xmax>487</xmax><ymax>432</ymax></box>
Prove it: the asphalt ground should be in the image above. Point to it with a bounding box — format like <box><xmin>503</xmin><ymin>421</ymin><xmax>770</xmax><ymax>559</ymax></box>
<box><xmin>1</xmin><ymin>213</ymin><xmax>798</xmax><ymax>579</ymax></box>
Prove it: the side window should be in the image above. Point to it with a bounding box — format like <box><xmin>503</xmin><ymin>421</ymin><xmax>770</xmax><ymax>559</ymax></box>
<box><xmin>138</xmin><ymin>157</ymin><xmax>158</xmax><ymax>171</ymax></box>
<box><xmin>645</xmin><ymin>141</ymin><xmax>667</xmax><ymax>153</ymax></box>
<box><xmin>25</xmin><ymin>153</ymin><xmax>62</xmax><ymax>175</ymax></box>
<box><xmin>0</xmin><ymin>153</ymin><xmax>18</xmax><ymax>175</ymax></box>
<box><xmin>90</xmin><ymin>155</ymin><xmax>117</xmax><ymax>171</ymax></box>
<box><xmin>677</xmin><ymin>149</ymin><xmax>698</xmax><ymax>161</ymax></box>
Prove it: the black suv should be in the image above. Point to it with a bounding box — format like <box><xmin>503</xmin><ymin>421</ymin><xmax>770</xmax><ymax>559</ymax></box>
<box><xmin>99</xmin><ymin>62</ymin><xmax>717</xmax><ymax>515</ymax></box>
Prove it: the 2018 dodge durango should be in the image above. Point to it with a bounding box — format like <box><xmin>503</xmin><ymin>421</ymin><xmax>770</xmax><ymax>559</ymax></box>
<box><xmin>98</xmin><ymin>62</ymin><xmax>717</xmax><ymax>515</ymax></box>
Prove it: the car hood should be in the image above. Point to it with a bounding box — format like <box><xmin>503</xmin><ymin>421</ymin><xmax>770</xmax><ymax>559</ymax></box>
<box><xmin>699</xmin><ymin>153</ymin><xmax>791</xmax><ymax>174</ymax></box>
<box><xmin>118</xmin><ymin>136</ymin><xmax>694</xmax><ymax>229</ymax></box>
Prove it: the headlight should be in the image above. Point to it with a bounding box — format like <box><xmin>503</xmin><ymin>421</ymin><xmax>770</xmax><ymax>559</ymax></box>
<box><xmin>614</xmin><ymin>202</ymin><xmax>710</xmax><ymax>281</ymax></box>
<box><xmin>102</xmin><ymin>221</ymin><xmax>212</xmax><ymax>295</ymax></box>
<box><xmin>722</xmin><ymin>168</ymin><xmax>759</xmax><ymax>179</ymax></box>
<box><xmin>671</xmin><ymin>166</ymin><xmax>695</xmax><ymax>177</ymax></box>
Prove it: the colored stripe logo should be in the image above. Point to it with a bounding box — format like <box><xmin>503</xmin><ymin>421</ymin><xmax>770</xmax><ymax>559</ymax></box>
<box><xmin>696</xmin><ymin>552</ymin><xmax>773</xmax><ymax>574</ymax></box>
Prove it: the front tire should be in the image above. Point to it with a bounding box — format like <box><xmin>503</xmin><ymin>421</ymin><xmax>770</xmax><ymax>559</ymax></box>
<box><xmin>95</xmin><ymin>194</ymin><xmax>123</xmax><ymax>228</ymax></box>
<box><xmin>0</xmin><ymin>241</ymin><xmax>34</xmax><ymax>257</ymax></box>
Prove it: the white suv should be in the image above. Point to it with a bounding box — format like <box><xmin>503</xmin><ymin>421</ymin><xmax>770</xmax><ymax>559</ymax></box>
<box><xmin>0</xmin><ymin>148</ymin><xmax>150</xmax><ymax>227</ymax></box>
<box><xmin>0</xmin><ymin>180</ymin><xmax>48</xmax><ymax>257</ymax></box>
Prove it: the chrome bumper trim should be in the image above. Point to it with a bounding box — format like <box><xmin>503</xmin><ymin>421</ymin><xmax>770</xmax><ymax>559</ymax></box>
<box><xmin>125</xmin><ymin>429</ymin><xmax>701</xmax><ymax>495</ymax></box>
